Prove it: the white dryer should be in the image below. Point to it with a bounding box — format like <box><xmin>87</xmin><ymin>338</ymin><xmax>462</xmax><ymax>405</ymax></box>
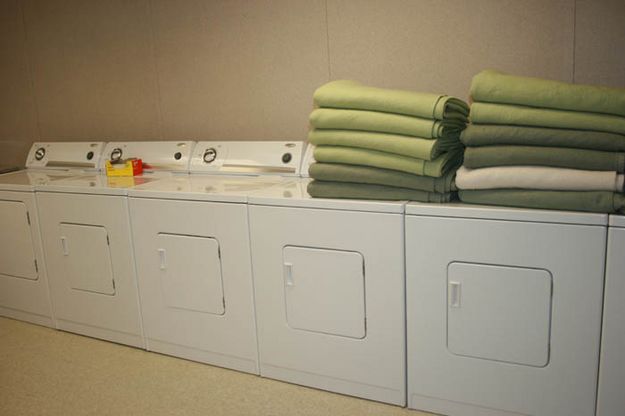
<box><xmin>405</xmin><ymin>203</ymin><xmax>607</xmax><ymax>416</ymax></box>
<box><xmin>246</xmin><ymin>148</ymin><xmax>407</xmax><ymax>406</ymax></box>
<box><xmin>596</xmin><ymin>214</ymin><xmax>625</xmax><ymax>416</ymax></box>
<box><xmin>0</xmin><ymin>141</ymin><xmax>105</xmax><ymax>327</ymax></box>
<box><xmin>35</xmin><ymin>141</ymin><xmax>194</xmax><ymax>348</ymax></box>
<box><xmin>126</xmin><ymin>141</ymin><xmax>303</xmax><ymax>374</ymax></box>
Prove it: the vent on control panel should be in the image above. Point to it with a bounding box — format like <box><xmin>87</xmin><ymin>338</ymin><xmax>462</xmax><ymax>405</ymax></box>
<box><xmin>46</xmin><ymin>161</ymin><xmax>96</xmax><ymax>168</ymax></box>
<box><xmin>220</xmin><ymin>164</ymin><xmax>296</xmax><ymax>173</ymax></box>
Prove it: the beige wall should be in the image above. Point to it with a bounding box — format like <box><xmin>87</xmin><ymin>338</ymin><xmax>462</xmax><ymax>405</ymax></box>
<box><xmin>0</xmin><ymin>0</ymin><xmax>624</xmax><ymax>166</ymax></box>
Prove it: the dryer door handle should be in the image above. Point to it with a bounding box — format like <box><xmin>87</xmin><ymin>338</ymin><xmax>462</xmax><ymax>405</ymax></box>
<box><xmin>157</xmin><ymin>248</ymin><xmax>167</xmax><ymax>270</ymax></box>
<box><xmin>448</xmin><ymin>281</ymin><xmax>461</xmax><ymax>308</ymax></box>
<box><xmin>283</xmin><ymin>262</ymin><xmax>294</xmax><ymax>287</ymax></box>
<box><xmin>60</xmin><ymin>236</ymin><xmax>69</xmax><ymax>256</ymax></box>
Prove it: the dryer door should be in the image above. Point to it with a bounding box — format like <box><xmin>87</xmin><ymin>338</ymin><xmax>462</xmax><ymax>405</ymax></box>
<box><xmin>447</xmin><ymin>262</ymin><xmax>552</xmax><ymax>367</ymax></box>
<box><xmin>0</xmin><ymin>200</ymin><xmax>38</xmax><ymax>280</ymax></box>
<box><xmin>156</xmin><ymin>233</ymin><xmax>225</xmax><ymax>315</ymax></box>
<box><xmin>59</xmin><ymin>223</ymin><xmax>115</xmax><ymax>295</ymax></box>
<box><xmin>283</xmin><ymin>246</ymin><xmax>365</xmax><ymax>339</ymax></box>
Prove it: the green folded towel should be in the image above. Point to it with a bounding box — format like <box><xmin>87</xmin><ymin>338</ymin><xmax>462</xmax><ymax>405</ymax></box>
<box><xmin>461</xmin><ymin>124</ymin><xmax>625</xmax><ymax>152</ymax></box>
<box><xmin>314</xmin><ymin>80</ymin><xmax>469</xmax><ymax>121</ymax></box>
<box><xmin>310</xmin><ymin>108</ymin><xmax>466</xmax><ymax>139</ymax></box>
<box><xmin>308</xmin><ymin>180</ymin><xmax>454</xmax><ymax>202</ymax></box>
<box><xmin>308</xmin><ymin>129</ymin><xmax>461</xmax><ymax>161</ymax></box>
<box><xmin>471</xmin><ymin>69</ymin><xmax>625</xmax><ymax>117</ymax></box>
<box><xmin>459</xmin><ymin>189</ymin><xmax>625</xmax><ymax>214</ymax></box>
<box><xmin>308</xmin><ymin>162</ymin><xmax>457</xmax><ymax>193</ymax></box>
<box><xmin>470</xmin><ymin>102</ymin><xmax>625</xmax><ymax>135</ymax></box>
<box><xmin>464</xmin><ymin>145</ymin><xmax>625</xmax><ymax>172</ymax></box>
<box><xmin>313</xmin><ymin>145</ymin><xmax>463</xmax><ymax>177</ymax></box>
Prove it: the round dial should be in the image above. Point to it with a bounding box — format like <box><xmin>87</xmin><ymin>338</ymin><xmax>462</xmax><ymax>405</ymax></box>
<box><xmin>86</xmin><ymin>151</ymin><xmax>94</xmax><ymax>160</ymax></box>
<box><xmin>282</xmin><ymin>152</ymin><xmax>292</xmax><ymax>164</ymax></box>
<box><xmin>110</xmin><ymin>148</ymin><xmax>123</xmax><ymax>162</ymax></box>
<box><xmin>34</xmin><ymin>147</ymin><xmax>46</xmax><ymax>161</ymax></box>
<box><xmin>203</xmin><ymin>148</ymin><xmax>217</xmax><ymax>163</ymax></box>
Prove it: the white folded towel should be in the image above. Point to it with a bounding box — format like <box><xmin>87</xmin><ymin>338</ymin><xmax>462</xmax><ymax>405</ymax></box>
<box><xmin>456</xmin><ymin>165</ymin><xmax>625</xmax><ymax>192</ymax></box>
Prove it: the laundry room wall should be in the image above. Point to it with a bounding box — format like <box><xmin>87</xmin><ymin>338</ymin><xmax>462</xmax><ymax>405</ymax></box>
<box><xmin>0</xmin><ymin>0</ymin><xmax>624</xmax><ymax>166</ymax></box>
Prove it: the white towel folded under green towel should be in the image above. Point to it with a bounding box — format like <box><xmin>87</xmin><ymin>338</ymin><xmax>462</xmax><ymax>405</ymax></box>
<box><xmin>456</xmin><ymin>165</ymin><xmax>625</xmax><ymax>192</ymax></box>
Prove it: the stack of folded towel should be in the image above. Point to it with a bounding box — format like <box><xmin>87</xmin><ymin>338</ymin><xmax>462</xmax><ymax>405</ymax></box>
<box><xmin>457</xmin><ymin>70</ymin><xmax>625</xmax><ymax>213</ymax></box>
<box><xmin>307</xmin><ymin>80</ymin><xmax>469</xmax><ymax>202</ymax></box>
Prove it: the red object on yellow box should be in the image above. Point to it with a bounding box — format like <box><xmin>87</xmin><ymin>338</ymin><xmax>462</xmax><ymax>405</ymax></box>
<box><xmin>105</xmin><ymin>158</ymin><xmax>143</xmax><ymax>177</ymax></box>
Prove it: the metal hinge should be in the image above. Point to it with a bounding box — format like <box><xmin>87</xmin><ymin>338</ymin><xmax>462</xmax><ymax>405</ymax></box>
<box><xmin>112</xmin><ymin>279</ymin><xmax>116</xmax><ymax>290</ymax></box>
<box><xmin>106</xmin><ymin>235</ymin><xmax>110</xmax><ymax>245</ymax></box>
<box><xmin>34</xmin><ymin>259</ymin><xmax>38</xmax><ymax>273</ymax></box>
<box><xmin>222</xmin><ymin>297</ymin><xmax>226</xmax><ymax>309</ymax></box>
<box><xmin>26</xmin><ymin>211</ymin><xmax>31</xmax><ymax>226</ymax></box>
<box><xmin>217</xmin><ymin>247</ymin><xmax>221</xmax><ymax>259</ymax></box>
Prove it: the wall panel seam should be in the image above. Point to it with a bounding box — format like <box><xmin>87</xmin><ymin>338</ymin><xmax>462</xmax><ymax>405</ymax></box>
<box><xmin>572</xmin><ymin>0</ymin><xmax>577</xmax><ymax>83</ymax></box>
<box><xmin>146</xmin><ymin>0</ymin><xmax>165</xmax><ymax>140</ymax></box>
<box><xmin>324</xmin><ymin>0</ymin><xmax>332</xmax><ymax>81</ymax></box>
<box><xmin>18</xmin><ymin>0</ymin><xmax>42</xmax><ymax>142</ymax></box>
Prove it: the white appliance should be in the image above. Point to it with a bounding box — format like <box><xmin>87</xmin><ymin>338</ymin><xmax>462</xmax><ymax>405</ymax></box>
<box><xmin>127</xmin><ymin>141</ymin><xmax>304</xmax><ymax>374</ymax></box>
<box><xmin>596</xmin><ymin>214</ymin><xmax>625</xmax><ymax>416</ymax></box>
<box><xmin>405</xmin><ymin>203</ymin><xmax>607</xmax><ymax>416</ymax></box>
<box><xmin>35</xmin><ymin>141</ymin><xmax>194</xmax><ymax>347</ymax></box>
<box><xmin>0</xmin><ymin>141</ymin><xmax>105</xmax><ymax>327</ymax></box>
<box><xmin>246</xmin><ymin>146</ymin><xmax>406</xmax><ymax>405</ymax></box>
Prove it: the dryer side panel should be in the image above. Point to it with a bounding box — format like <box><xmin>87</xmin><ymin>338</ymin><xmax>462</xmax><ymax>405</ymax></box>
<box><xmin>597</xmin><ymin>226</ymin><xmax>625</xmax><ymax>416</ymax></box>
<box><xmin>0</xmin><ymin>191</ymin><xmax>53</xmax><ymax>327</ymax></box>
<box><xmin>36</xmin><ymin>192</ymin><xmax>143</xmax><ymax>347</ymax></box>
<box><xmin>129</xmin><ymin>197</ymin><xmax>258</xmax><ymax>374</ymax></box>
<box><xmin>406</xmin><ymin>215</ymin><xmax>606</xmax><ymax>416</ymax></box>
<box><xmin>249</xmin><ymin>204</ymin><xmax>405</xmax><ymax>406</ymax></box>
<box><xmin>0</xmin><ymin>200</ymin><xmax>38</xmax><ymax>280</ymax></box>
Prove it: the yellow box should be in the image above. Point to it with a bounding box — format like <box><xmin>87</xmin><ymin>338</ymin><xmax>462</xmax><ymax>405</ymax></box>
<box><xmin>105</xmin><ymin>158</ymin><xmax>143</xmax><ymax>177</ymax></box>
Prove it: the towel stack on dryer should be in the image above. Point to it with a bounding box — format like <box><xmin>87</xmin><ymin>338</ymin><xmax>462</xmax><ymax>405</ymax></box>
<box><xmin>457</xmin><ymin>70</ymin><xmax>625</xmax><ymax>213</ymax></box>
<box><xmin>306</xmin><ymin>80</ymin><xmax>469</xmax><ymax>201</ymax></box>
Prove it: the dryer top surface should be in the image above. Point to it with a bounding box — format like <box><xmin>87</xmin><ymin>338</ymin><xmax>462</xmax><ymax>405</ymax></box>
<box><xmin>127</xmin><ymin>174</ymin><xmax>292</xmax><ymax>202</ymax></box>
<box><xmin>0</xmin><ymin>171</ymin><xmax>82</xmax><ymax>192</ymax></box>
<box><xmin>247</xmin><ymin>178</ymin><xmax>406</xmax><ymax>214</ymax></box>
<box><xmin>405</xmin><ymin>201</ymin><xmax>608</xmax><ymax>226</ymax></box>
<box><xmin>609</xmin><ymin>214</ymin><xmax>625</xmax><ymax>227</ymax></box>
<box><xmin>34</xmin><ymin>174</ymin><xmax>160</xmax><ymax>196</ymax></box>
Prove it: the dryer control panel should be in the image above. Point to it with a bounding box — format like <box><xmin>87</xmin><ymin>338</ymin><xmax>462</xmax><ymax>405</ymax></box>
<box><xmin>190</xmin><ymin>141</ymin><xmax>304</xmax><ymax>176</ymax></box>
<box><xmin>99</xmin><ymin>141</ymin><xmax>195</xmax><ymax>174</ymax></box>
<box><xmin>26</xmin><ymin>142</ymin><xmax>106</xmax><ymax>171</ymax></box>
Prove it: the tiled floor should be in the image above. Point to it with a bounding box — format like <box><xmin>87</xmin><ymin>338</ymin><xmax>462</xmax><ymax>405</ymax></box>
<box><xmin>0</xmin><ymin>317</ymin><xmax>429</xmax><ymax>416</ymax></box>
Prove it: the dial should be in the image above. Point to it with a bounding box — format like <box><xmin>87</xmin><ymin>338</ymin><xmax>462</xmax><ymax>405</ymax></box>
<box><xmin>203</xmin><ymin>148</ymin><xmax>217</xmax><ymax>163</ymax></box>
<box><xmin>34</xmin><ymin>147</ymin><xmax>46</xmax><ymax>161</ymax></box>
<box><xmin>110</xmin><ymin>148</ymin><xmax>123</xmax><ymax>162</ymax></box>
